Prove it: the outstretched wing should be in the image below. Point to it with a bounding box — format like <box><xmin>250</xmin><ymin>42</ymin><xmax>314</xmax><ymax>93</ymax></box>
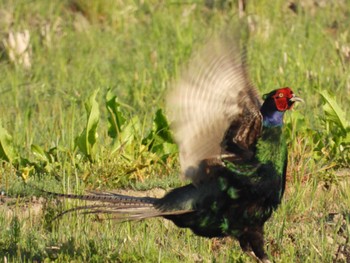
<box><xmin>167</xmin><ymin>35</ymin><xmax>262</xmax><ymax>183</ymax></box>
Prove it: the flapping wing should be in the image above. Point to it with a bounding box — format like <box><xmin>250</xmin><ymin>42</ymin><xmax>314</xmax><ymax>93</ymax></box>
<box><xmin>167</xmin><ymin>35</ymin><xmax>262</xmax><ymax>183</ymax></box>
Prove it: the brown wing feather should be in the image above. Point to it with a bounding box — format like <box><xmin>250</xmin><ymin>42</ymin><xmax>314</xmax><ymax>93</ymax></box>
<box><xmin>167</xmin><ymin>34</ymin><xmax>262</xmax><ymax>183</ymax></box>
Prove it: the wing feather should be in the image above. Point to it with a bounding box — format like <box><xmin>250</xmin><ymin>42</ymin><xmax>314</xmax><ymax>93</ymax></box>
<box><xmin>167</xmin><ymin>34</ymin><xmax>262</xmax><ymax>183</ymax></box>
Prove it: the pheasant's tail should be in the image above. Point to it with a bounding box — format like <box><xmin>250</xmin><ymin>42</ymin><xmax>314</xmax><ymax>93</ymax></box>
<box><xmin>41</xmin><ymin>189</ymin><xmax>190</xmax><ymax>221</ymax></box>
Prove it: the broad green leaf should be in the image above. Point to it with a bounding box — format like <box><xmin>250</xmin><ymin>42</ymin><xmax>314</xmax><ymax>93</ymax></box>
<box><xmin>343</xmin><ymin>131</ymin><xmax>350</xmax><ymax>143</ymax></box>
<box><xmin>152</xmin><ymin>109</ymin><xmax>174</xmax><ymax>143</ymax></box>
<box><xmin>142</xmin><ymin>109</ymin><xmax>177</xmax><ymax>158</ymax></box>
<box><xmin>0</xmin><ymin>121</ymin><xmax>17</xmax><ymax>163</ymax></box>
<box><xmin>111</xmin><ymin>116</ymin><xmax>140</xmax><ymax>156</ymax></box>
<box><xmin>319</xmin><ymin>90</ymin><xmax>349</xmax><ymax>133</ymax></box>
<box><xmin>75</xmin><ymin>89</ymin><xmax>100</xmax><ymax>161</ymax></box>
<box><xmin>152</xmin><ymin>142</ymin><xmax>177</xmax><ymax>157</ymax></box>
<box><xmin>31</xmin><ymin>144</ymin><xmax>49</xmax><ymax>162</ymax></box>
<box><xmin>106</xmin><ymin>90</ymin><xmax>126</xmax><ymax>139</ymax></box>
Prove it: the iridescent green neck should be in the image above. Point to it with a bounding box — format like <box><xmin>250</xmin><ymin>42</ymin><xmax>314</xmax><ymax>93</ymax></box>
<box><xmin>255</xmin><ymin>126</ymin><xmax>287</xmax><ymax>176</ymax></box>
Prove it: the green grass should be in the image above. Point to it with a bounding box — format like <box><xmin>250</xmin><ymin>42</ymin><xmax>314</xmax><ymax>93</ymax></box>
<box><xmin>0</xmin><ymin>0</ymin><xmax>350</xmax><ymax>262</ymax></box>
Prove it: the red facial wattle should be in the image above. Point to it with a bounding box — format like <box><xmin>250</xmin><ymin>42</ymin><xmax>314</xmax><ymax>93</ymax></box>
<box><xmin>272</xmin><ymin>87</ymin><xmax>295</xmax><ymax>111</ymax></box>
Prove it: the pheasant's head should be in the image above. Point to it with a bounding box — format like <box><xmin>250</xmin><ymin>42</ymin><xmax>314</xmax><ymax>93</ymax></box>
<box><xmin>262</xmin><ymin>87</ymin><xmax>303</xmax><ymax>112</ymax></box>
<box><xmin>261</xmin><ymin>87</ymin><xmax>303</xmax><ymax>126</ymax></box>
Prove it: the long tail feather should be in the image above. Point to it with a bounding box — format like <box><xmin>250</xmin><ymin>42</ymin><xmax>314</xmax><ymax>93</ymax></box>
<box><xmin>40</xmin><ymin>188</ymin><xmax>191</xmax><ymax>221</ymax></box>
<box><xmin>43</xmin><ymin>189</ymin><xmax>157</xmax><ymax>204</ymax></box>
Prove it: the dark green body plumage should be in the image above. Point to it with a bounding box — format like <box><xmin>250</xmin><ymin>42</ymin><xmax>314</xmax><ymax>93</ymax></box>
<box><xmin>158</xmin><ymin>126</ymin><xmax>288</xmax><ymax>259</ymax></box>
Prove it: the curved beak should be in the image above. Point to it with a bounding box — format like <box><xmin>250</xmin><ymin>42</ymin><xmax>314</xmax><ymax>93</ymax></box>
<box><xmin>289</xmin><ymin>94</ymin><xmax>304</xmax><ymax>103</ymax></box>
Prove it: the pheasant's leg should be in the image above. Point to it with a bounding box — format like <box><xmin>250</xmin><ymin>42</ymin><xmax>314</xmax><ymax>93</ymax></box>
<box><xmin>239</xmin><ymin>234</ymin><xmax>260</xmax><ymax>262</ymax></box>
<box><xmin>239</xmin><ymin>228</ymin><xmax>271</xmax><ymax>263</ymax></box>
<box><xmin>248</xmin><ymin>228</ymin><xmax>271</xmax><ymax>263</ymax></box>
<box><xmin>239</xmin><ymin>234</ymin><xmax>251</xmax><ymax>252</ymax></box>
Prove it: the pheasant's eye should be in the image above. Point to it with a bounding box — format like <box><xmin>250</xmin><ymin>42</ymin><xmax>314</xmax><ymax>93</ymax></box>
<box><xmin>278</xmin><ymin>93</ymin><xmax>284</xmax><ymax>98</ymax></box>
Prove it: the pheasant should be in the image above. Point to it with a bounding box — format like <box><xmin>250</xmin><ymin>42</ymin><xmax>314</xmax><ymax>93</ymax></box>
<box><xmin>46</xmin><ymin>35</ymin><xmax>302</xmax><ymax>262</ymax></box>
